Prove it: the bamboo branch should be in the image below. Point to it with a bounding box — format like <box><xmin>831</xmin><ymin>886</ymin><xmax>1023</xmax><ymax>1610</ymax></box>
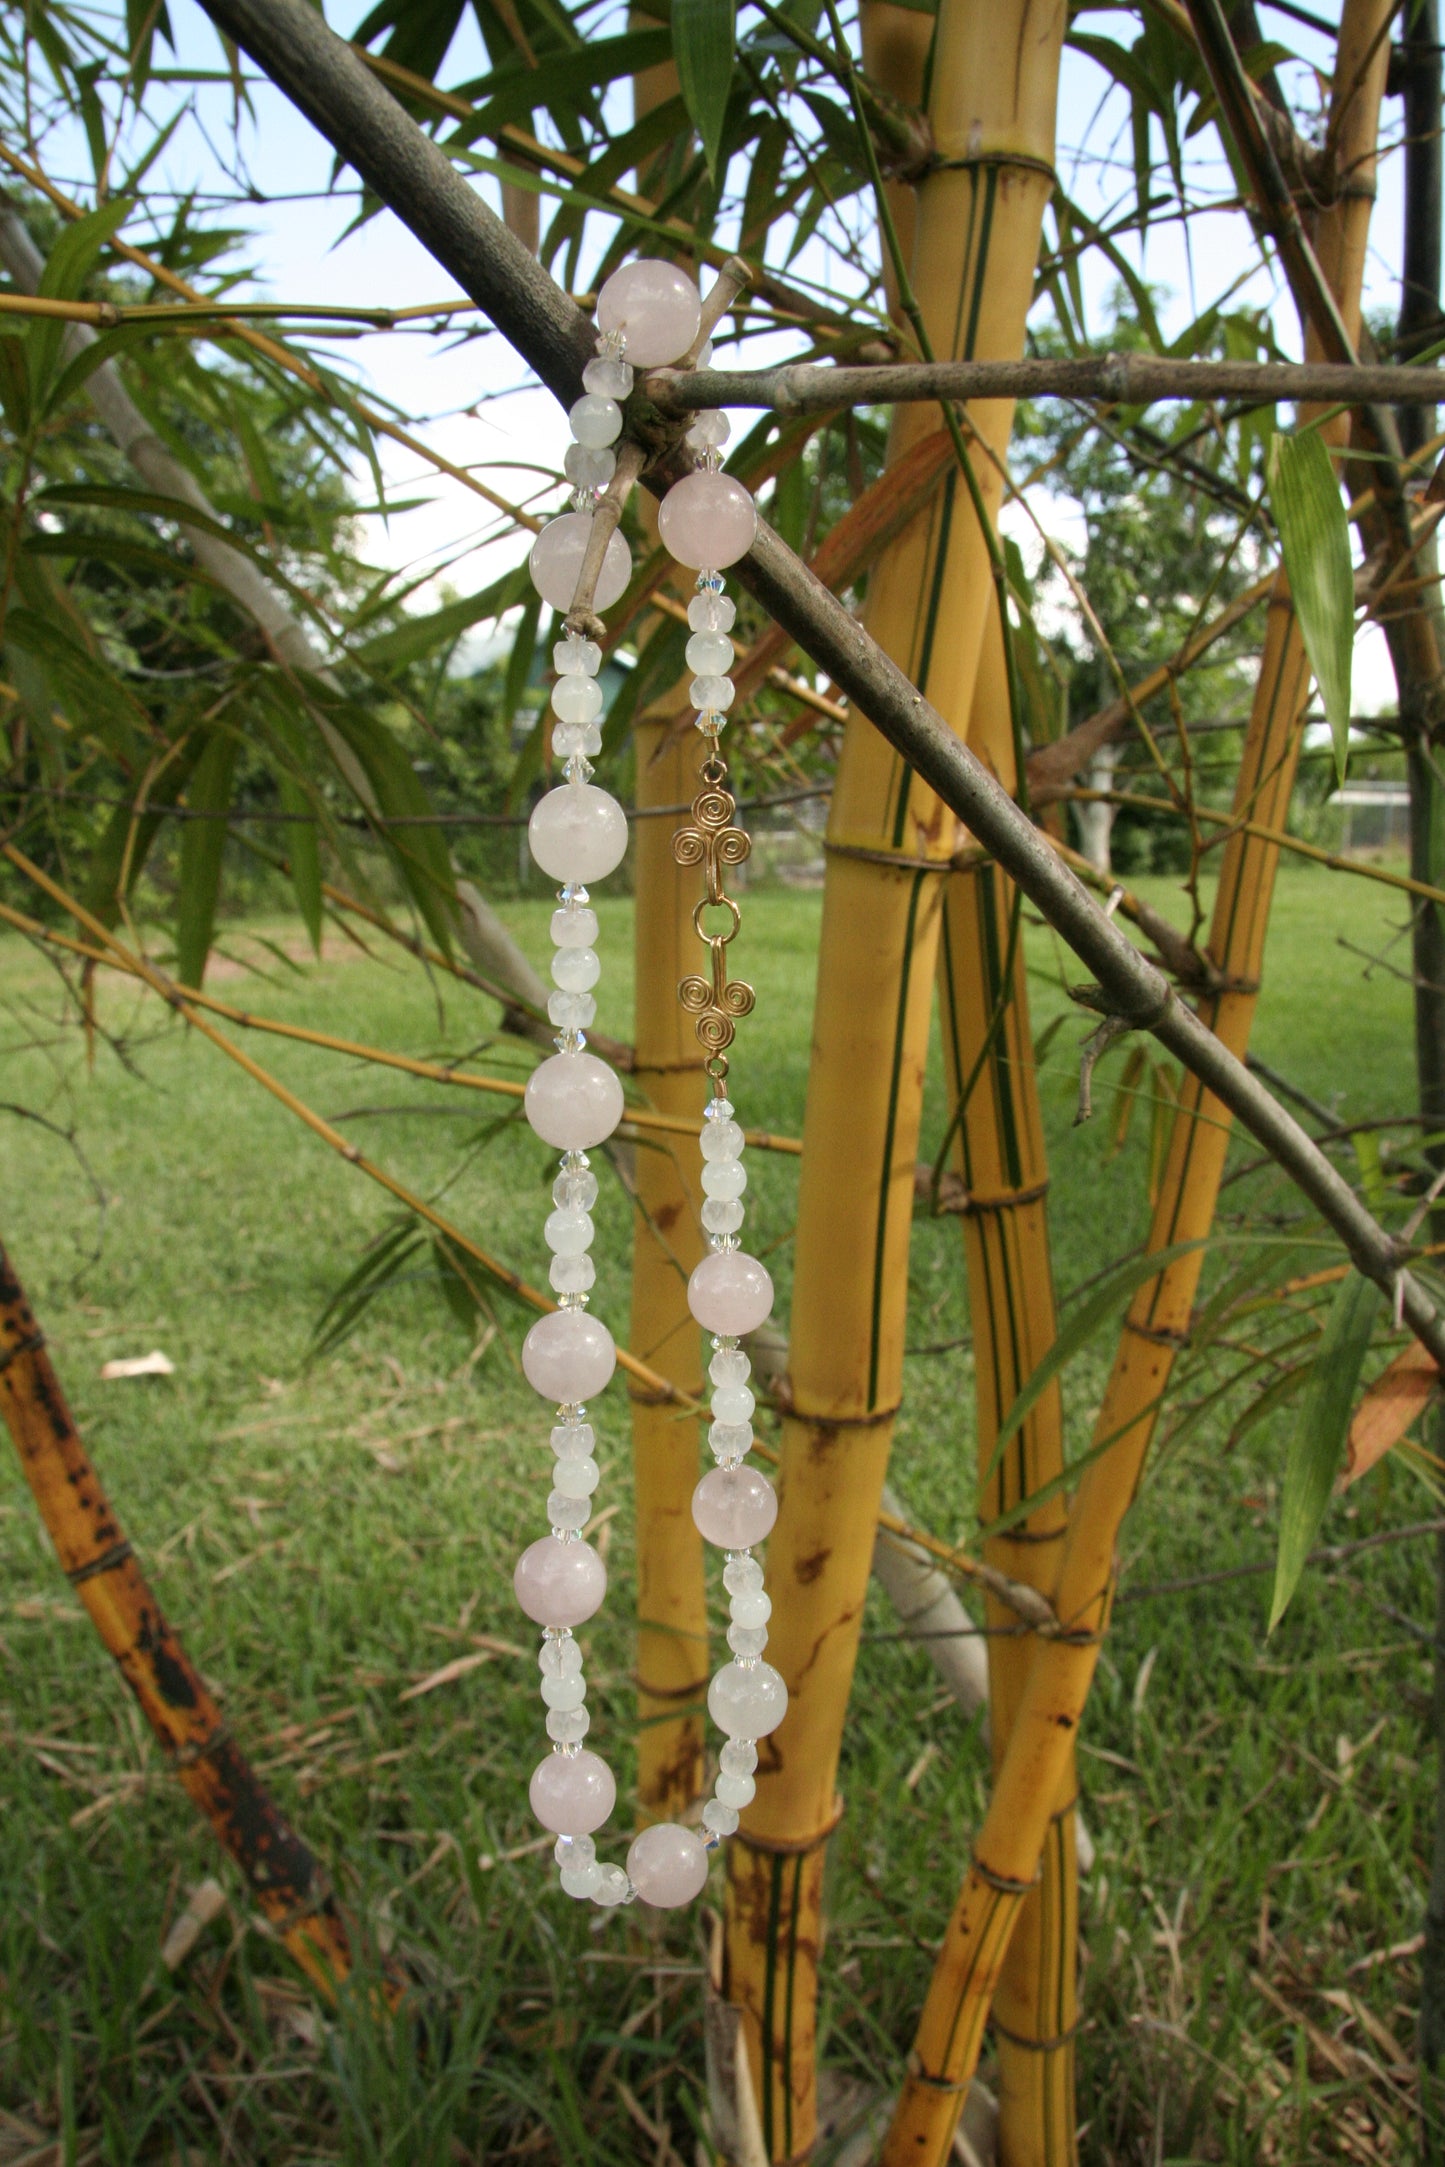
<box><xmin>648</xmin><ymin>353</ymin><xmax>1445</xmax><ymax>415</ymax></box>
<box><xmin>0</xmin><ymin>1242</ymin><xmax>360</xmax><ymax>2000</ymax></box>
<box><xmin>191</xmin><ymin>0</ymin><xmax>1445</xmax><ymax>1385</ymax></box>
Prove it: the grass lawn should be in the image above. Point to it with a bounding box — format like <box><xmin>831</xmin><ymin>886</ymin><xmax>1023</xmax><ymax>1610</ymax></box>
<box><xmin>0</xmin><ymin>857</ymin><xmax>1434</xmax><ymax>2163</ymax></box>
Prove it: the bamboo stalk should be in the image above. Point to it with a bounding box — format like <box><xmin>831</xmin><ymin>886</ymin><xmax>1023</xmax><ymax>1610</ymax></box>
<box><xmin>720</xmin><ymin>5</ymin><xmax>1066</xmax><ymax>2154</ymax></box>
<box><xmin>0</xmin><ymin>1242</ymin><xmax>357</xmax><ymax>1999</ymax></box>
<box><xmin>884</xmin><ymin>9</ymin><xmax>1395</xmax><ymax>2154</ymax></box>
<box><xmin>942</xmin><ymin>611</ymin><xmax>1077</xmax><ymax>2164</ymax></box>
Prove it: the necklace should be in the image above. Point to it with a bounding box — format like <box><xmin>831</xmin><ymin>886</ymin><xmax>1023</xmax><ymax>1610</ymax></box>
<box><xmin>511</xmin><ymin>260</ymin><xmax>786</xmax><ymax>1910</ymax></box>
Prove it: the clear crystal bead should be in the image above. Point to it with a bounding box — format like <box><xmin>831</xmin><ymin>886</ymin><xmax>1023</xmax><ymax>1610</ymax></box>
<box><xmin>702</xmin><ymin>1799</ymin><xmax>739</xmax><ymax>1836</ymax></box>
<box><xmin>710</xmin><ymin>1347</ymin><xmax>750</xmax><ymax>1387</ymax></box>
<box><xmin>592</xmin><ymin>1864</ymin><xmax>632</xmax><ymax>1907</ymax></box>
<box><xmin>555</xmin><ymin>1833</ymin><xmax>595</xmax><ymax>1867</ymax></box>
<box><xmin>553</xmin><ymin>1165</ymin><xmax>599</xmax><ymax>1211</ymax></box>
<box><xmin>551</xmin><ymin>1420</ymin><xmax>595</xmax><ymax>1459</ymax></box>
<box><xmin>723</xmin><ymin>1555</ymin><xmax>763</xmax><ymax>1598</ymax></box>
<box><xmin>547</xmin><ymin>1704</ymin><xmax>591</xmax><ymax>1744</ymax></box>
<box><xmin>702</xmin><ymin>1096</ymin><xmax>736</xmax><ymax>1122</ymax></box>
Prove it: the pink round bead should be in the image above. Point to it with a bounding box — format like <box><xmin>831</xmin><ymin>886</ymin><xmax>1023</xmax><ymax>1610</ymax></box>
<box><xmin>529</xmin><ymin>511</ymin><xmax>632</xmax><ymax>613</ymax></box>
<box><xmin>692</xmin><ymin>1465</ymin><xmax>777</xmax><ymax>1549</ymax></box>
<box><xmin>513</xmin><ymin>1534</ymin><xmax>606</xmax><ymax>1626</ymax></box>
<box><xmin>525</xmin><ymin>1050</ymin><xmax>624</xmax><ymax>1150</ymax></box>
<box><xmin>529</xmin><ymin>1746</ymin><xmax>616</xmax><ymax>1834</ymax></box>
<box><xmin>522</xmin><ymin>1309</ymin><xmax>617</xmax><ymax>1403</ymax></box>
<box><xmin>596</xmin><ymin>259</ymin><xmax>701</xmax><ymax>367</ymax></box>
<box><xmin>688</xmin><ymin>1250</ymin><xmax>774</xmax><ymax>1335</ymax></box>
<box><xmin>528</xmin><ymin>781</ymin><xmax>629</xmax><ymax>884</ymax></box>
<box><xmin>657</xmin><ymin>472</ymin><xmax>757</xmax><ymax>570</ymax></box>
<box><xmin>626</xmin><ymin>1822</ymin><xmax>709</xmax><ymax>1908</ymax></box>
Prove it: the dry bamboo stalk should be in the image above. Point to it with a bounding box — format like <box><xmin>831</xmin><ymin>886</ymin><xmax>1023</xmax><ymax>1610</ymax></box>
<box><xmin>720</xmin><ymin>5</ymin><xmax>1066</xmax><ymax>2154</ymax></box>
<box><xmin>0</xmin><ymin>1242</ymin><xmax>356</xmax><ymax>1998</ymax></box>
<box><xmin>941</xmin><ymin>612</ymin><xmax>1077</xmax><ymax>2163</ymax></box>
<box><xmin>884</xmin><ymin>7</ymin><xmax>1394</xmax><ymax>2153</ymax></box>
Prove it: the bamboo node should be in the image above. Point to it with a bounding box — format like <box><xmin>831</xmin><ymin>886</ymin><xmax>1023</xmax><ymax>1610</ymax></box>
<box><xmin>1124</xmin><ymin>1319</ymin><xmax>1190</xmax><ymax>1351</ymax></box>
<box><xmin>730</xmin><ymin>1794</ymin><xmax>845</xmax><ymax>1854</ymax></box>
<box><xmin>992</xmin><ymin>2016</ymin><xmax>1080</xmax><ymax>2051</ymax></box>
<box><xmin>904</xmin><ymin>2052</ymin><xmax>971</xmax><ymax>2095</ymax></box>
<box><xmin>824</xmin><ymin>839</ymin><xmax>952</xmax><ymax>874</ymax></box>
<box><xmin>972</xmin><ymin>1855</ymin><xmax>1041</xmax><ymax>1895</ymax></box>
<box><xmin>66</xmin><ymin>1538</ymin><xmax>134</xmax><ymax>1586</ymax></box>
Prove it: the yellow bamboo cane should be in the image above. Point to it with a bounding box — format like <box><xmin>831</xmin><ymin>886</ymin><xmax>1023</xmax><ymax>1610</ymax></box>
<box><xmin>883</xmin><ymin>6</ymin><xmax>1396</xmax><ymax>2155</ymax></box>
<box><xmin>720</xmin><ymin>5</ymin><xmax>1065</xmax><ymax>2154</ymax></box>
<box><xmin>941</xmin><ymin>610</ymin><xmax>1076</xmax><ymax>2164</ymax></box>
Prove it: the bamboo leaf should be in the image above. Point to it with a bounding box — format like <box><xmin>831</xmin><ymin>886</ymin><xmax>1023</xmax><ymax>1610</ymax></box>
<box><xmin>1268</xmin><ymin>1269</ymin><xmax>1382</xmax><ymax>1631</ymax></box>
<box><xmin>1267</xmin><ymin>429</ymin><xmax>1354</xmax><ymax>779</ymax></box>
<box><xmin>176</xmin><ymin>730</ymin><xmax>240</xmax><ymax>988</ymax></box>
<box><xmin>1339</xmin><ymin>1339</ymin><xmax>1438</xmax><ymax>1492</ymax></box>
<box><xmin>985</xmin><ymin>1237</ymin><xmax>1210</xmax><ymax>1486</ymax></box>
<box><xmin>278</xmin><ymin>773</ymin><xmax>323</xmax><ymax>954</ymax></box>
<box><xmin>673</xmin><ymin>0</ymin><xmax>738</xmax><ymax>178</ymax></box>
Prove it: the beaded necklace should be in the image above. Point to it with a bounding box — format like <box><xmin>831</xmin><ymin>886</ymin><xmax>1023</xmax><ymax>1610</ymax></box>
<box><xmin>511</xmin><ymin>260</ymin><xmax>786</xmax><ymax>1911</ymax></box>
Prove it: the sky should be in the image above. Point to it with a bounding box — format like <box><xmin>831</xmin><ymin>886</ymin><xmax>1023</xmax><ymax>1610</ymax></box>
<box><xmin>32</xmin><ymin>1</ymin><xmax>1413</xmax><ymax>706</ymax></box>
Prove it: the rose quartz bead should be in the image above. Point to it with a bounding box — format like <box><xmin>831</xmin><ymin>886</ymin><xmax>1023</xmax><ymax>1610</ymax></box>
<box><xmin>529</xmin><ymin>512</ymin><xmax>632</xmax><ymax>613</ymax></box>
<box><xmin>514</xmin><ymin>1534</ymin><xmax>607</xmax><ymax>1626</ymax></box>
<box><xmin>529</xmin><ymin>1746</ymin><xmax>616</xmax><ymax>1834</ymax></box>
<box><xmin>692</xmin><ymin>1465</ymin><xmax>778</xmax><ymax>1549</ymax></box>
<box><xmin>528</xmin><ymin>781</ymin><xmax>628</xmax><ymax>884</ymax></box>
<box><xmin>708</xmin><ymin>1658</ymin><xmax>788</xmax><ymax>1738</ymax></box>
<box><xmin>658</xmin><ymin>472</ymin><xmax>757</xmax><ymax>570</ymax></box>
<box><xmin>522</xmin><ymin>1309</ymin><xmax>617</xmax><ymax>1402</ymax></box>
<box><xmin>596</xmin><ymin>260</ymin><xmax>701</xmax><ymax>367</ymax></box>
<box><xmin>688</xmin><ymin>1250</ymin><xmax>774</xmax><ymax>1335</ymax></box>
<box><xmin>525</xmin><ymin>1050</ymin><xmax>624</xmax><ymax>1149</ymax></box>
<box><xmin>626</xmin><ymin>1822</ymin><xmax>709</xmax><ymax>1908</ymax></box>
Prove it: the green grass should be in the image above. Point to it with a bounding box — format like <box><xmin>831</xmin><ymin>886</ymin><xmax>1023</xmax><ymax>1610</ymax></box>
<box><xmin>0</xmin><ymin>859</ymin><xmax>1434</xmax><ymax>2163</ymax></box>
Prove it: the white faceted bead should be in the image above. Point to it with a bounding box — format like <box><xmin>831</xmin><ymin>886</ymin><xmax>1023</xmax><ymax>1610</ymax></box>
<box><xmin>548</xmin><ymin>990</ymin><xmax>597</xmax><ymax>1032</ymax></box>
<box><xmin>561</xmin><ymin>1860</ymin><xmax>604</xmax><ymax>1899</ymax></box>
<box><xmin>716</xmin><ymin>1770</ymin><xmax>755</xmax><ymax>1809</ymax></box>
<box><xmin>550</xmin><ymin>906</ymin><xmax>599</xmax><ymax>950</ymax></box>
<box><xmin>541</xmin><ymin>1673</ymin><xmax>587</xmax><ymax>1711</ymax></box>
<box><xmin>700</xmin><ymin>1119</ymin><xmax>745</xmax><ymax>1161</ymax></box>
<box><xmin>709</xmin><ymin>1420</ymin><xmax>753</xmax><ymax>1462</ymax></box>
<box><xmin>591</xmin><ymin>1863</ymin><xmax>632</xmax><ymax>1907</ymax></box>
<box><xmin>522</xmin><ymin>1309</ymin><xmax>617</xmax><ymax>1403</ymax></box>
<box><xmin>720</xmin><ymin>1739</ymin><xmax>758</xmax><ymax>1778</ymax></box>
<box><xmin>544</xmin><ymin>1207</ymin><xmax>593</xmax><ymax>1256</ymax></box>
<box><xmin>626</xmin><ymin>1822</ymin><xmax>709</xmax><ymax>1909</ymax></box>
<box><xmin>687</xmin><ymin>410</ymin><xmax>731</xmax><ymax>449</ymax></box>
<box><xmin>563</xmin><ymin>443</ymin><xmax>615</xmax><ymax>491</ymax></box>
<box><xmin>712</xmin><ymin>1384</ymin><xmax>755</xmax><ymax>1424</ymax></box>
<box><xmin>550</xmin><ymin>1252</ymin><xmax>595</xmax><ymax>1297</ymax></box>
<box><xmin>689</xmin><ymin>1250</ymin><xmax>774</xmax><ymax>1335</ymax></box>
<box><xmin>515</xmin><ymin>1536</ymin><xmax>606</xmax><ymax>1627</ymax></box>
<box><xmin>555</xmin><ymin>1832</ymin><xmax>595</xmax><ymax>1867</ymax></box>
<box><xmin>723</xmin><ymin>1557</ymin><xmax>764</xmax><ymax>1598</ymax></box>
<box><xmin>529</xmin><ymin>511</ymin><xmax>631</xmax><ymax>613</ymax></box>
<box><xmin>701</xmin><ymin>1159</ymin><xmax>747</xmax><ymax>1201</ymax></box>
<box><xmin>553</xmin><ymin>721</ymin><xmax>603</xmax><ymax>761</ymax></box>
<box><xmin>569</xmin><ymin>394</ymin><xmax>623</xmax><ymax>447</ymax></box>
<box><xmin>553</xmin><ymin>1166</ymin><xmax>599</xmax><ymax>1210</ymax></box>
<box><xmin>685</xmin><ymin>631</ymin><xmax>735</xmax><ymax>676</ymax></box>
<box><xmin>583</xmin><ymin>354</ymin><xmax>634</xmax><ymax>399</ymax></box>
<box><xmin>529</xmin><ymin>782</ymin><xmax>628</xmax><ymax>885</ymax></box>
<box><xmin>539</xmin><ymin>1634</ymin><xmax>583</xmax><ymax>1678</ymax></box>
<box><xmin>710</xmin><ymin>1346</ymin><xmax>750</xmax><ymax>1387</ymax></box>
<box><xmin>690</xmin><ymin>674</ymin><xmax>735</xmax><ymax>713</ymax></box>
<box><xmin>659</xmin><ymin>472</ymin><xmax>757</xmax><ymax>571</ymax></box>
<box><xmin>728</xmin><ymin>1623</ymin><xmax>768</xmax><ymax>1659</ymax></box>
<box><xmin>554</xmin><ymin>633</ymin><xmax>602</xmax><ymax>677</ymax></box>
<box><xmin>702</xmin><ymin>1198</ymin><xmax>745</xmax><ymax>1237</ymax></box>
<box><xmin>548</xmin><ymin>1490</ymin><xmax>590</xmax><ymax>1532</ymax></box>
<box><xmin>688</xmin><ymin>592</ymin><xmax>736</xmax><ymax>634</ymax></box>
<box><xmin>596</xmin><ymin>259</ymin><xmax>701</xmax><ymax>367</ymax></box>
<box><xmin>529</xmin><ymin>1746</ymin><xmax>615</xmax><ymax>1833</ymax></box>
<box><xmin>552</xmin><ymin>946</ymin><xmax>601</xmax><ymax>995</ymax></box>
<box><xmin>731</xmin><ymin>1589</ymin><xmax>771</xmax><ymax>1628</ymax></box>
<box><xmin>547</xmin><ymin>1705</ymin><xmax>590</xmax><ymax>1744</ymax></box>
<box><xmin>553</xmin><ymin>1454</ymin><xmax>600</xmax><ymax>1498</ymax></box>
<box><xmin>525</xmin><ymin>1051</ymin><xmax>623</xmax><ymax>1150</ymax></box>
<box><xmin>552</xmin><ymin>674</ymin><xmax>604</xmax><ymax>725</ymax></box>
<box><xmin>702</xmin><ymin>1798</ymin><xmax>739</xmax><ymax>1836</ymax></box>
<box><xmin>551</xmin><ymin>1420</ymin><xmax>596</xmax><ymax>1459</ymax></box>
<box><xmin>708</xmin><ymin>1659</ymin><xmax>788</xmax><ymax>1739</ymax></box>
<box><xmin>694</xmin><ymin>1466</ymin><xmax>777</xmax><ymax>1548</ymax></box>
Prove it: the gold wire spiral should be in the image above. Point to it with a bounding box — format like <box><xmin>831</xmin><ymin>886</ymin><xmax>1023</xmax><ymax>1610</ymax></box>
<box><xmin>671</xmin><ymin>731</ymin><xmax>755</xmax><ymax>1075</ymax></box>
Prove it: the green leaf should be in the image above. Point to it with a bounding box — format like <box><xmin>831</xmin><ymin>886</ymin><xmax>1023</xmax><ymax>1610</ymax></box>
<box><xmin>30</xmin><ymin>198</ymin><xmax>136</xmax><ymax>404</ymax></box>
<box><xmin>279</xmin><ymin>772</ymin><xmax>323</xmax><ymax>954</ymax></box>
<box><xmin>1268</xmin><ymin>1268</ymin><xmax>1382</xmax><ymax>1632</ymax></box>
<box><xmin>310</xmin><ymin>1221</ymin><xmax>426</xmax><ymax>1358</ymax></box>
<box><xmin>984</xmin><ymin>1237</ymin><xmax>1211</xmax><ymax>1489</ymax></box>
<box><xmin>1267</xmin><ymin>429</ymin><xmax>1354</xmax><ymax>780</ymax></box>
<box><xmin>176</xmin><ymin>729</ymin><xmax>240</xmax><ymax>988</ymax></box>
<box><xmin>673</xmin><ymin>0</ymin><xmax>737</xmax><ymax>178</ymax></box>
